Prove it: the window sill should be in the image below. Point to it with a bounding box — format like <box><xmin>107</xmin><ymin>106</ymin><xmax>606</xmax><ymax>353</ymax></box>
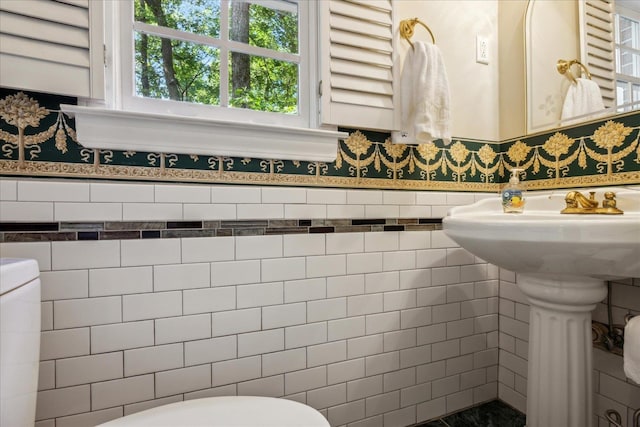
<box><xmin>61</xmin><ymin>105</ymin><xmax>346</xmax><ymax>162</ymax></box>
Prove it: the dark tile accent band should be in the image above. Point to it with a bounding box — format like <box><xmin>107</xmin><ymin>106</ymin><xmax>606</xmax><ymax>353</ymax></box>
<box><xmin>166</xmin><ymin>221</ymin><xmax>203</xmax><ymax>229</ymax></box>
<box><xmin>419</xmin><ymin>218</ymin><xmax>444</xmax><ymax>224</ymax></box>
<box><xmin>141</xmin><ymin>230</ymin><xmax>161</xmax><ymax>239</ymax></box>
<box><xmin>0</xmin><ymin>222</ymin><xmax>59</xmax><ymax>232</ymax></box>
<box><xmin>0</xmin><ymin>218</ymin><xmax>443</xmax><ymax>242</ymax></box>
<box><xmin>353</xmin><ymin>219</ymin><xmax>386</xmax><ymax>225</ymax></box>
<box><xmin>78</xmin><ymin>231</ymin><xmax>99</xmax><ymax>241</ymax></box>
<box><xmin>309</xmin><ymin>226</ymin><xmax>335</xmax><ymax>234</ymax></box>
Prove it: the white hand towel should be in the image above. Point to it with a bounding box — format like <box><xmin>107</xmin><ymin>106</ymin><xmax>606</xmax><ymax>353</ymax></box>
<box><xmin>393</xmin><ymin>41</ymin><xmax>451</xmax><ymax>145</ymax></box>
<box><xmin>624</xmin><ymin>315</ymin><xmax>640</xmax><ymax>384</ymax></box>
<box><xmin>560</xmin><ymin>77</ymin><xmax>605</xmax><ymax>122</ymax></box>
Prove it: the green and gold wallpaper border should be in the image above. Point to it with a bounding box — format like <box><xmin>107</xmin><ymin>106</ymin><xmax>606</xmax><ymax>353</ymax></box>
<box><xmin>1</xmin><ymin>89</ymin><xmax>639</xmax><ymax>191</ymax></box>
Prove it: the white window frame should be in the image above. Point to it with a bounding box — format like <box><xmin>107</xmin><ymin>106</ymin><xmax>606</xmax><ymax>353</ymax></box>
<box><xmin>63</xmin><ymin>0</ymin><xmax>346</xmax><ymax>162</ymax></box>
<box><xmin>614</xmin><ymin>4</ymin><xmax>640</xmax><ymax>111</ymax></box>
<box><xmin>122</xmin><ymin>0</ymin><xmax>311</xmax><ymax>127</ymax></box>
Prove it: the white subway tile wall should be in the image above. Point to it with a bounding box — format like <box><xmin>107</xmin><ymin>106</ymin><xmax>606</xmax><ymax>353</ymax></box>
<box><xmin>54</xmin><ymin>203</ymin><xmax>123</xmax><ymax>222</ymax></box>
<box><xmin>1</xmin><ymin>178</ymin><xmax>636</xmax><ymax>427</ymax></box>
<box><xmin>1</xmin><ymin>201</ymin><xmax>55</xmax><ymax>221</ymax></box>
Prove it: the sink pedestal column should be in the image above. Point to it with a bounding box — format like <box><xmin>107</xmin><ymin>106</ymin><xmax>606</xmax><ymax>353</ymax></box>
<box><xmin>516</xmin><ymin>274</ymin><xmax>607</xmax><ymax>427</ymax></box>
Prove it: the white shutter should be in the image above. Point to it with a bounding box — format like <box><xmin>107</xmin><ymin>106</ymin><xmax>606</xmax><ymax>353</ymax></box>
<box><xmin>580</xmin><ymin>0</ymin><xmax>616</xmax><ymax>108</ymax></box>
<box><xmin>0</xmin><ymin>0</ymin><xmax>104</xmax><ymax>98</ymax></box>
<box><xmin>319</xmin><ymin>0</ymin><xmax>398</xmax><ymax>131</ymax></box>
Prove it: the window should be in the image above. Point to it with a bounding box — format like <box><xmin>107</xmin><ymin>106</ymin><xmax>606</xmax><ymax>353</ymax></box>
<box><xmin>124</xmin><ymin>0</ymin><xmax>309</xmax><ymax>127</ymax></box>
<box><xmin>65</xmin><ymin>0</ymin><xmax>346</xmax><ymax>162</ymax></box>
<box><xmin>615</xmin><ymin>5</ymin><xmax>640</xmax><ymax>111</ymax></box>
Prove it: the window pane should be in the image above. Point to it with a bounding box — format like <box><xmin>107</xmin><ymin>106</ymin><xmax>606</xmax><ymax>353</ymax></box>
<box><xmin>617</xmin><ymin>80</ymin><xmax>631</xmax><ymax>107</ymax></box>
<box><xmin>618</xmin><ymin>49</ymin><xmax>640</xmax><ymax>76</ymax></box>
<box><xmin>135</xmin><ymin>32</ymin><xmax>220</xmax><ymax>105</ymax></box>
<box><xmin>229</xmin><ymin>0</ymin><xmax>298</xmax><ymax>54</ymax></box>
<box><xmin>135</xmin><ymin>0</ymin><xmax>220</xmax><ymax>39</ymax></box>
<box><xmin>618</xmin><ymin>15</ymin><xmax>640</xmax><ymax>49</ymax></box>
<box><xmin>228</xmin><ymin>53</ymin><xmax>298</xmax><ymax>113</ymax></box>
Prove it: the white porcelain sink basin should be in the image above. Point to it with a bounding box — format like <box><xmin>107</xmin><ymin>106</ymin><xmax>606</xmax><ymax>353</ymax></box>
<box><xmin>443</xmin><ymin>187</ymin><xmax>640</xmax><ymax>427</ymax></box>
<box><xmin>443</xmin><ymin>188</ymin><xmax>640</xmax><ymax>279</ymax></box>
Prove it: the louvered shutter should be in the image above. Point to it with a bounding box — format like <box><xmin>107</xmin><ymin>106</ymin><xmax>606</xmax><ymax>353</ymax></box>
<box><xmin>319</xmin><ymin>0</ymin><xmax>399</xmax><ymax>131</ymax></box>
<box><xmin>580</xmin><ymin>0</ymin><xmax>616</xmax><ymax>108</ymax></box>
<box><xmin>0</xmin><ymin>0</ymin><xmax>103</xmax><ymax>98</ymax></box>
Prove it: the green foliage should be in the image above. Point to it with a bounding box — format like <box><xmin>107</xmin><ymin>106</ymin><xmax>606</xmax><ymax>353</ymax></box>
<box><xmin>134</xmin><ymin>0</ymin><xmax>298</xmax><ymax>114</ymax></box>
<box><xmin>229</xmin><ymin>56</ymin><xmax>298</xmax><ymax>113</ymax></box>
<box><xmin>245</xmin><ymin>3</ymin><xmax>298</xmax><ymax>54</ymax></box>
<box><xmin>135</xmin><ymin>0</ymin><xmax>220</xmax><ymax>37</ymax></box>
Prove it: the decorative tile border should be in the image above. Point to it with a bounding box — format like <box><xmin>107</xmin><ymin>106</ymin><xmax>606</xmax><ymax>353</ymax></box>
<box><xmin>0</xmin><ymin>218</ymin><xmax>443</xmax><ymax>243</ymax></box>
<box><xmin>501</xmin><ymin>115</ymin><xmax>640</xmax><ymax>190</ymax></box>
<box><xmin>1</xmin><ymin>88</ymin><xmax>639</xmax><ymax>191</ymax></box>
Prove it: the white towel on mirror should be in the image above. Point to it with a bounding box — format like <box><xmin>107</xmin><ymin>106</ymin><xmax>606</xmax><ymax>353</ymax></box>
<box><xmin>560</xmin><ymin>78</ymin><xmax>605</xmax><ymax>122</ymax></box>
<box><xmin>392</xmin><ymin>41</ymin><xmax>451</xmax><ymax>145</ymax></box>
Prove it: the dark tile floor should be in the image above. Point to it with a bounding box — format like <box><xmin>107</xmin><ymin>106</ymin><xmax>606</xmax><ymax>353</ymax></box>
<box><xmin>415</xmin><ymin>400</ymin><xmax>526</xmax><ymax>427</ymax></box>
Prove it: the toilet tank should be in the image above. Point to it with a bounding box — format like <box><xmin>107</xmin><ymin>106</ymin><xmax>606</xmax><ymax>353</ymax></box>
<box><xmin>1</xmin><ymin>258</ymin><xmax>41</xmax><ymax>427</ymax></box>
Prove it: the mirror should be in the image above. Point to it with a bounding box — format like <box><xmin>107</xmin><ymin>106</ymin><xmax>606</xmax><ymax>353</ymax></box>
<box><xmin>525</xmin><ymin>0</ymin><xmax>640</xmax><ymax>133</ymax></box>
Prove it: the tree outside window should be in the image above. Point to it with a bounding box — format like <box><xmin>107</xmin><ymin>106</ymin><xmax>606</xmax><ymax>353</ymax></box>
<box><xmin>133</xmin><ymin>0</ymin><xmax>299</xmax><ymax>114</ymax></box>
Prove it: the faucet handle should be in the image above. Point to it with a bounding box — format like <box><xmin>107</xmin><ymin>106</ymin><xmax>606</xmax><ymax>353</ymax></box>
<box><xmin>602</xmin><ymin>191</ymin><xmax>617</xmax><ymax>208</ymax></box>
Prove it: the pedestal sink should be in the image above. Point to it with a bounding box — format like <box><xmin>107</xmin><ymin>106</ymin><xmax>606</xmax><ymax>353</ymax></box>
<box><xmin>443</xmin><ymin>188</ymin><xmax>640</xmax><ymax>427</ymax></box>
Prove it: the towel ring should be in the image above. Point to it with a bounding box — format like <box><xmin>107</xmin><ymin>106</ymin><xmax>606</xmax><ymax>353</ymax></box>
<box><xmin>557</xmin><ymin>59</ymin><xmax>592</xmax><ymax>84</ymax></box>
<box><xmin>400</xmin><ymin>18</ymin><xmax>436</xmax><ymax>49</ymax></box>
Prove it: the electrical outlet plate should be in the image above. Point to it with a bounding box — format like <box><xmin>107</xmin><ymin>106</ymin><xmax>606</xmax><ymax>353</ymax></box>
<box><xmin>476</xmin><ymin>35</ymin><xmax>489</xmax><ymax>65</ymax></box>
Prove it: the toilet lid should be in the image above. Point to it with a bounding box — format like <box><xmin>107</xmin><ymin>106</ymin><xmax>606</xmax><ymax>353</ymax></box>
<box><xmin>0</xmin><ymin>258</ymin><xmax>39</xmax><ymax>295</ymax></box>
<box><xmin>97</xmin><ymin>396</ymin><xmax>330</xmax><ymax>427</ymax></box>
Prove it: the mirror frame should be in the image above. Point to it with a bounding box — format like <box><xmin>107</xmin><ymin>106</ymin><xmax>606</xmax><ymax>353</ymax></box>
<box><xmin>525</xmin><ymin>0</ymin><xmax>582</xmax><ymax>134</ymax></box>
<box><xmin>525</xmin><ymin>0</ymin><xmax>640</xmax><ymax>134</ymax></box>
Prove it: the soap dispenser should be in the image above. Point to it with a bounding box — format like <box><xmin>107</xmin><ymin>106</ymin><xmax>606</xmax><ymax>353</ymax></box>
<box><xmin>502</xmin><ymin>168</ymin><xmax>525</xmax><ymax>213</ymax></box>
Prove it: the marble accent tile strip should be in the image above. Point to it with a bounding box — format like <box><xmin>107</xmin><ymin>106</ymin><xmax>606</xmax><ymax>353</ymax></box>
<box><xmin>0</xmin><ymin>218</ymin><xmax>443</xmax><ymax>242</ymax></box>
<box><xmin>105</xmin><ymin>221</ymin><xmax>166</xmax><ymax>230</ymax></box>
<box><xmin>60</xmin><ymin>222</ymin><xmax>105</xmax><ymax>231</ymax></box>
<box><xmin>2</xmin><ymin>231</ymin><xmax>76</xmax><ymax>242</ymax></box>
<box><xmin>100</xmin><ymin>231</ymin><xmax>141</xmax><ymax>240</ymax></box>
